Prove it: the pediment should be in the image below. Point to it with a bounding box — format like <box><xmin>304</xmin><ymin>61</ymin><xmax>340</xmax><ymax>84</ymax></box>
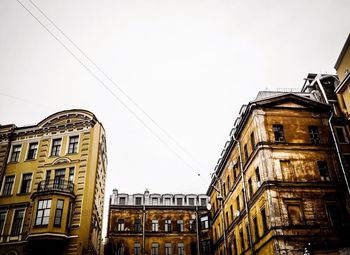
<box><xmin>51</xmin><ymin>157</ymin><xmax>72</xmax><ymax>165</ymax></box>
<box><xmin>38</xmin><ymin>109</ymin><xmax>96</xmax><ymax>128</ymax></box>
<box><xmin>273</xmin><ymin>102</ymin><xmax>308</xmax><ymax>109</ymax></box>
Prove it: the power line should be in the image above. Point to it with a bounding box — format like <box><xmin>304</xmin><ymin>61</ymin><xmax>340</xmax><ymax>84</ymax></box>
<box><xmin>27</xmin><ymin>0</ymin><xmax>204</xmax><ymax>171</ymax></box>
<box><xmin>16</xmin><ymin>0</ymin><xmax>201</xmax><ymax>174</ymax></box>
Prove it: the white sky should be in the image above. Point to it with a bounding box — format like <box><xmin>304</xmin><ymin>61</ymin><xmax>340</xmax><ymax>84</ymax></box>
<box><xmin>0</xmin><ymin>0</ymin><xmax>349</xmax><ymax>234</ymax></box>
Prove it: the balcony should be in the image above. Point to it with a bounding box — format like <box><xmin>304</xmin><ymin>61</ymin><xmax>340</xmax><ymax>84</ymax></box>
<box><xmin>31</xmin><ymin>180</ymin><xmax>75</xmax><ymax>199</ymax></box>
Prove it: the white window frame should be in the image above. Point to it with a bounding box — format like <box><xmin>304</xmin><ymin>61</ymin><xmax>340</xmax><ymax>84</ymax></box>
<box><xmin>8</xmin><ymin>144</ymin><xmax>22</xmax><ymax>163</ymax></box>
<box><xmin>0</xmin><ymin>210</ymin><xmax>8</xmax><ymax>242</ymax></box>
<box><xmin>66</xmin><ymin>134</ymin><xmax>81</xmax><ymax>155</ymax></box>
<box><xmin>1</xmin><ymin>175</ymin><xmax>16</xmax><ymax>196</ymax></box>
<box><xmin>49</xmin><ymin>137</ymin><xmax>63</xmax><ymax>157</ymax></box>
<box><xmin>335</xmin><ymin>126</ymin><xmax>349</xmax><ymax>144</ymax></box>
<box><xmin>17</xmin><ymin>172</ymin><xmax>33</xmax><ymax>194</ymax></box>
<box><xmin>9</xmin><ymin>208</ymin><xmax>26</xmax><ymax>241</ymax></box>
<box><xmin>26</xmin><ymin>141</ymin><xmax>39</xmax><ymax>160</ymax></box>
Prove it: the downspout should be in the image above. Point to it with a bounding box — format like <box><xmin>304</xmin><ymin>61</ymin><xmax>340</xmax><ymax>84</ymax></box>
<box><xmin>195</xmin><ymin>205</ymin><xmax>201</xmax><ymax>255</ymax></box>
<box><xmin>233</xmin><ymin>135</ymin><xmax>254</xmax><ymax>254</ymax></box>
<box><xmin>142</xmin><ymin>198</ymin><xmax>146</xmax><ymax>255</ymax></box>
<box><xmin>328</xmin><ymin>111</ymin><xmax>350</xmax><ymax>196</ymax></box>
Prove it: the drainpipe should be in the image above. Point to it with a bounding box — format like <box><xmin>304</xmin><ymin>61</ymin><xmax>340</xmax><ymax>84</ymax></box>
<box><xmin>211</xmin><ymin>180</ymin><xmax>228</xmax><ymax>255</ymax></box>
<box><xmin>195</xmin><ymin>205</ymin><xmax>201</xmax><ymax>255</ymax></box>
<box><xmin>142</xmin><ymin>198</ymin><xmax>146</xmax><ymax>255</ymax></box>
<box><xmin>233</xmin><ymin>135</ymin><xmax>254</xmax><ymax>254</ymax></box>
<box><xmin>328</xmin><ymin>111</ymin><xmax>350</xmax><ymax>196</ymax></box>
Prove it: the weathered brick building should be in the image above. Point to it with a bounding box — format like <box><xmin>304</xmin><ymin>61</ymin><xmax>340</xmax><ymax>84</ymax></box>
<box><xmin>207</xmin><ymin>91</ymin><xmax>350</xmax><ymax>255</ymax></box>
<box><xmin>105</xmin><ymin>189</ymin><xmax>211</xmax><ymax>255</ymax></box>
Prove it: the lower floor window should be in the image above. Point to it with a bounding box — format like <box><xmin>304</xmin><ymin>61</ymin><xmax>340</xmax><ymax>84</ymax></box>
<box><xmin>11</xmin><ymin>209</ymin><xmax>25</xmax><ymax>235</ymax></box>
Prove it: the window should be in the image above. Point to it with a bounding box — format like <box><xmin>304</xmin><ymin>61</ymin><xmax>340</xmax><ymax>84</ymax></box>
<box><xmin>317</xmin><ymin>161</ymin><xmax>330</xmax><ymax>181</ymax></box>
<box><xmin>189</xmin><ymin>219</ymin><xmax>195</xmax><ymax>232</ymax></box>
<box><xmin>134</xmin><ymin>243</ymin><xmax>141</xmax><ymax>255</ymax></box>
<box><xmin>261</xmin><ymin>208</ymin><xmax>268</xmax><ymax>234</ymax></box>
<box><xmin>67</xmin><ymin>135</ymin><xmax>79</xmax><ymax>154</ymax></box>
<box><xmin>326</xmin><ymin>204</ymin><xmax>341</xmax><ymax>228</ymax></box>
<box><xmin>165</xmin><ymin>243</ymin><xmax>172</xmax><ymax>255</ymax></box>
<box><xmin>0</xmin><ymin>211</ymin><xmax>7</xmax><ymax>235</ymax></box>
<box><xmin>68</xmin><ymin>167</ymin><xmax>74</xmax><ymax>185</ymax></box>
<box><xmin>253</xmin><ymin>217</ymin><xmax>259</xmax><ymax>241</ymax></box>
<box><xmin>188</xmin><ymin>198</ymin><xmax>195</xmax><ymax>206</ymax></box>
<box><xmin>244</xmin><ymin>144</ymin><xmax>249</xmax><ymax>162</ymax></box>
<box><xmin>200</xmin><ymin>198</ymin><xmax>207</xmax><ymax>206</ymax></box>
<box><xmin>44</xmin><ymin>170</ymin><xmax>51</xmax><ymax>190</ymax></box>
<box><xmin>177</xmin><ymin>220</ymin><xmax>184</xmax><ymax>232</ymax></box>
<box><xmin>2</xmin><ymin>175</ymin><xmax>15</xmax><ymax>196</ymax></box>
<box><xmin>273</xmin><ymin>125</ymin><xmax>285</xmax><ymax>143</ymax></box>
<box><xmin>19</xmin><ymin>173</ymin><xmax>32</xmax><ymax>194</ymax></box>
<box><xmin>250</xmin><ymin>132</ymin><xmax>256</xmax><ymax>149</ymax></box>
<box><xmin>223</xmin><ymin>183</ymin><xmax>226</xmax><ymax>197</ymax></box>
<box><xmin>117</xmin><ymin>219</ymin><xmax>124</xmax><ymax>231</ymax></box>
<box><xmin>201</xmin><ymin>240</ymin><xmax>211</xmax><ymax>255</ymax></box>
<box><xmin>134</xmin><ymin>219</ymin><xmax>141</xmax><ymax>232</ymax></box>
<box><xmin>51</xmin><ymin>138</ymin><xmax>61</xmax><ymax>156</ymax></box>
<box><xmin>226</xmin><ymin>212</ymin><xmax>229</xmax><ymax>225</ymax></box>
<box><xmin>54</xmin><ymin>200</ymin><xmax>64</xmax><ymax>226</ymax></box>
<box><xmin>164</xmin><ymin>198</ymin><xmax>171</xmax><ymax>205</ymax></box>
<box><xmin>178</xmin><ymin>243</ymin><xmax>184</xmax><ymax>255</ymax></box>
<box><xmin>10</xmin><ymin>145</ymin><xmax>21</xmax><ymax>162</ymax></box>
<box><xmin>236</xmin><ymin>196</ymin><xmax>240</xmax><ymax>211</ymax></box>
<box><xmin>53</xmin><ymin>169</ymin><xmax>65</xmax><ymax>189</ymax></box>
<box><xmin>287</xmin><ymin>204</ymin><xmax>303</xmax><ymax>226</ymax></box>
<box><xmin>239</xmin><ymin>229</ymin><xmax>245</xmax><ymax>251</ymax></box>
<box><xmin>230</xmin><ymin>205</ymin><xmax>234</xmax><ymax>221</ymax></box>
<box><xmin>135</xmin><ymin>197</ymin><xmax>142</xmax><ymax>205</ymax></box>
<box><xmin>152</xmin><ymin>198</ymin><xmax>158</xmax><ymax>205</ymax></box>
<box><xmin>335</xmin><ymin>127</ymin><xmax>349</xmax><ymax>143</ymax></box>
<box><xmin>119</xmin><ymin>197</ymin><xmax>126</xmax><ymax>205</ymax></box>
<box><xmin>11</xmin><ymin>209</ymin><xmax>24</xmax><ymax>235</ymax></box>
<box><xmin>309</xmin><ymin>126</ymin><xmax>320</xmax><ymax>145</ymax></box>
<box><xmin>227</xmin><ymin>175</ymin><xmax>231</xmax><ymax>191</ymax></box>
<box><xmin>165</xmin><ymin>219</ymin><xmax>172</xmax><ymax>232</ymax></box>
<box><xmin>152</xmin><ymin>243</ymin><xmax>159</xmax><ymax>255</ymax></box>
<box><xmin>35</xmin><ymin>199</ymin><xmax>51</xmax><ymax>226</ymax></box>
<box><xmin>152</xmin><ymin>219</ymin><xmax>158</xmax><ymax>231</ymax></box>
<box><xmin>200</xmin><ymin>216</ymin><xmax>208</xmax><ymax>229</ymax></box>
<box><xmin>248</xmin><ymin>178</ymin><xmax>253</xmax><ymax>198</ymax></box>
<box><xmin>27</xmin><ymin>142</ymin><xmax>38</xmax><ymax>160</ymax></box>
<box><xmin>255</xmin><ymin>168</ymin><xmax>261</xmax><ymax>184</ymax></box>
<box><xmin>66</xmin><ymin>202</ymin><xmax>72</xmax><ymax>229</ymax></box>
<box><xmin>177</xmin><ymin>198</ymin><xmax>183</xmax><ymax>206</ymax></box>
<box><xmin>116</xmin><ymin>243</ymin><xmax>124</xmax><ymax>255</ymax></box>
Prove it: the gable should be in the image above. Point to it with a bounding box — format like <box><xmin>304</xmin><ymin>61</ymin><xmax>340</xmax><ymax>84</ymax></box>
<box><xmin>38</xmin><ymin>109</ymin><xmax>96</xmax><ymax>128</ymax></box>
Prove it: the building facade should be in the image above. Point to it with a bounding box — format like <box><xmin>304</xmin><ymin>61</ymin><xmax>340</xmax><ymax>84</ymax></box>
<box><xmin>0</xmin><ymin>109</ymin><xmax>107</xmax><ymax>255</ymax></box>
<box><xmin>105</xmin><ymin>190</ymin><xmax>211</xmax><ymax>255</ymax></box>
<box><xmin>207</xmin><ymin>92</ymin><xmax>350</xmax><ymax>255</ymax></box>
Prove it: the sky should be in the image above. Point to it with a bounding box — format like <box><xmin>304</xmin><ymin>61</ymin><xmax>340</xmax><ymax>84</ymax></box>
<box><xmin>0</xmin><ymin>0</ymin><xmax>349</xmax><ymax>231</ymax></box>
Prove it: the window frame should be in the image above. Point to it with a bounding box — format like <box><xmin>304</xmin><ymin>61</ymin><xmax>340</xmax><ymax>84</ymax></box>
<box><xmin>26</xmin><ymin>142</ymin><xmax>39</xmax><ymax>160</ymax></box>
<box><xmin>18</xmin><ymin>172</ymin><xmax>33</xmax><ymax>194</ymax></box>
<box><xmin>10</xmin><ymin>208</ymin><xmax>25</xmax><ymax>237</ymax></box>
<box><xmin>165</xmin><ymin>243</ymin><xmax>172</xmax><ymax>255</ymax></box>
<box><xmin>308</xmin><ymin>126</ymin><xmax>320</xmax><ymax>145</ymax></box>
<box><xmin>35</xmin><ymin>199</ymin><xmax>52</xmax><ymax>226</ymax></box>
<box><xmin>67</xmin><ymin>135</ymin><xmax>80</xmax><ymax>154</ymax></box>
<box><xmin>317</xmin><ymin>161</ymin><xmax>331</xmax><ymax>181</ymax></box>
<box><xmin>1</xmin><ymin>175</ymin><xmax>16</xmax><ymax>196</ymax></box>
<box><xmin>177</xmin><ymin>220</ymin><xmax>184</xmax><ymax>232</ymax></box>
<box><xmin>54</xmin><ymin>199</ymin><xmax>64</xmax><ymax>227</ymax></box>
<box><xmin>334</xmin><ymin>126</ymin><xmax>349</xmax><ymax>144</ymax></box>
<box><xmin>0</xmin><ymin>210</ymin><xmax>8</xmax><ymax>238</ymax></box>
<box><xmin>273</xmin><ymin>124</ymin><xmax>286</xmax><ymax>143</ymax></box>
<box><xmin>50</xmin><ymin>138</ymin><xmax>62</xmax><ymax>157</ymax></box>
<box><xmin>9</xmin><ymin>144</ymin><xmax>22</xmax><ymax>163</ymax></box>
<box><xmin>177</xmin><ymin>243</ymin><xmax>184</xmax><ymax>255</ymax></box>
<box><xmin>152</xmin><ymin>219</ymin><xmax>159</xmax><ymax>231</ymax></box>
<box><xmin>165</xmin><ymin>219</ymin><xmax>172</xmax><ymax>232</ymax></box>
<box><xmin>151</xmin><ymin>243</ymin><xmax>159</xmax><ymax>255</ymax></box>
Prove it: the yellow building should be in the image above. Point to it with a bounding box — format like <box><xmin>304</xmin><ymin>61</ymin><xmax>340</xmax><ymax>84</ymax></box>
<box><xmin>208</xmin><ymin>92</ymin><xmax>350</xmax><ymax>255</ymax></box>
<box><xmin>105</xmin><ymin>189</ymin><xmax>211</xmax><ymax>255</ymax></box>
<box><xmin>0</xmin><ymin>109</ymin><xmax>107</xmax><ymax>255</ymax></box>
<box><xmin>335</xmin><ymin>33</ymin><xmax>350</xmax><ymax>118</ymax></box>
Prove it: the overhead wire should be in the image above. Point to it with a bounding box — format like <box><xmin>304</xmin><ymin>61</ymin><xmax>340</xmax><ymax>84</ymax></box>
<box><xmin>16</xmin><ymin>0</ymin><xmax>203</xmax><ymax>175</ymax></box>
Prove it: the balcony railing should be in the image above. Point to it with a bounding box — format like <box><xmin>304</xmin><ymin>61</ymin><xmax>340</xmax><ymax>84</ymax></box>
<box><xmin>36</xmin><ymin>180</ymin><xmax>74</xmax><ymax>194</ymax></box>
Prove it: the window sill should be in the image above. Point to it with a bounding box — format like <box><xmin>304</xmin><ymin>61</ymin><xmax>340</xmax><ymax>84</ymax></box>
<box><xmin>33</xmin><ymin>224</ymin><xmax>49</xmax><ymax>228</ymax></box>
<box><xmin>25</xmin><ymin>158</ymin><xmax>37</xmax><ymax>162</ymax></box>
<box><xmin>7</xmin><ymin>161</ymin><xmax>19</xmax><ymax>164</ymax></box>
<box><xmin>66</xmin><ymin>152</ymin><xmax>78</xmax><ymax>155</ymax></box>
<box><xmin>0</xmin><ymin>194</ymin><xmax>13</xmax><ymax>198</ymax></box>
<box><xmin>17</xmin><ymin>192</ymin><xmax>31</xmax><ymax>196</ymax></box>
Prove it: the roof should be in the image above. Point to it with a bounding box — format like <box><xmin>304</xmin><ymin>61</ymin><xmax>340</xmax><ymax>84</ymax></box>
<box><xmin>335</xmin><ymin>33</ymin><xmax>350</xmax><ymax>70</ymax></box>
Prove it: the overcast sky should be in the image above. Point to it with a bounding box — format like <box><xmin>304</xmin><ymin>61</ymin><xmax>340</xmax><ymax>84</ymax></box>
<box><xmin>0</xmin><ymin>0</ymin><xmax>349</xmax><ymax>207</ymax></box>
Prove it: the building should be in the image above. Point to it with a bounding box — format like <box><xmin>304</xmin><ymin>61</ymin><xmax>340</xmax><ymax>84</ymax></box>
<box><xmin>207</xmin><ymin>92</ymin><xmax>350</xmax><ymax>254</ymax></box>
<box><xmin>105</xmin><ymin>189</ymin><xmax>211</xmax><ymax>255</ymax></box>
<box><xmin>335</xmin><ymin>33</ymin><xmax>350</xmax><ymax>119</ymax></box>
<box><xmin>0</xmin><ymin>109</ymin><xmax>107</xmax><ymax>255</ymax></box>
